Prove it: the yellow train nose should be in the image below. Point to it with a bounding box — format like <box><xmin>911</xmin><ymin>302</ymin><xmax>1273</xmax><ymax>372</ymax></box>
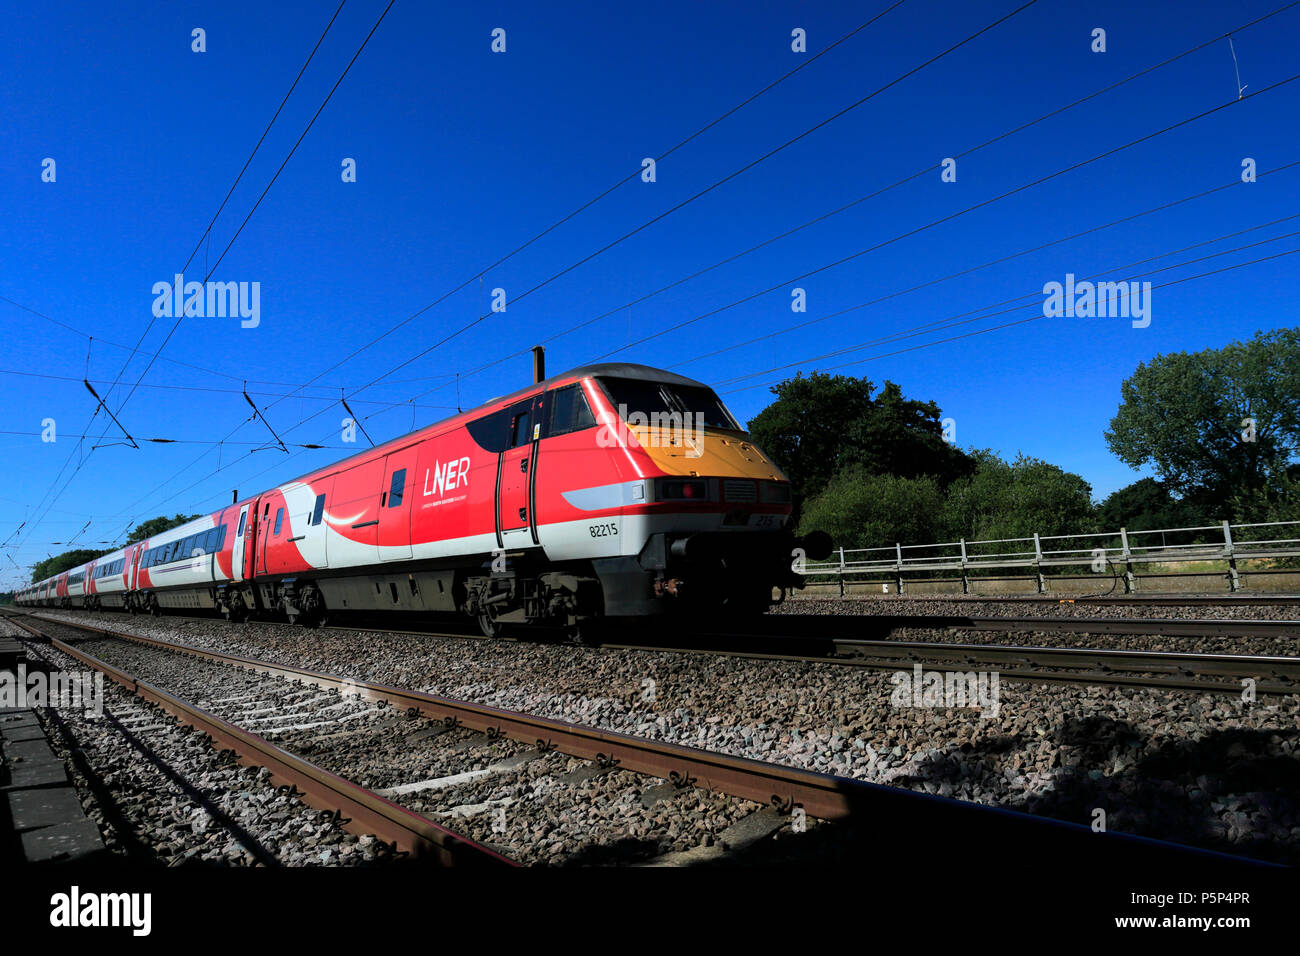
<box><xmin>628</xmin><ymin>426</ymin><xmax>788</xmax><ymax>481</ymax></box>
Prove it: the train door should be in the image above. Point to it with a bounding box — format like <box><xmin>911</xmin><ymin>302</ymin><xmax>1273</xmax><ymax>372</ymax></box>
<box><xmin>255</xmin><ymin>497</ymin><xmax>274</xmax><ymax>575</ymax></box>
<box><xmin>497</xmin><ymin>397</ymin><xmax>539</xmax><ymax>545</ymax></box>
<box><xmin>379</xmin><ymin>447</ymin><xmax>418</xmax><ymax>561</ymax></box>
<box><xmin>231</xmin><ymin>504</ymin><xmax>250</xmax><ymax>582</ymax></box>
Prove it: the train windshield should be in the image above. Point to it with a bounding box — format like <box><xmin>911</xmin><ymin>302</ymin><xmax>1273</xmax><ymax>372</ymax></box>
<box><xmin>596</xmin><ymin>377</ymin><xmax>740</xmax><ymax>430</ymax></box>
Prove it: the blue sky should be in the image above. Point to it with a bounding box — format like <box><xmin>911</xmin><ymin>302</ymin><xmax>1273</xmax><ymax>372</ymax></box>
<box><xmin>2</xmin><ymin>0</ymin><xmax>1298</xmax><ymax>587</ymax></box>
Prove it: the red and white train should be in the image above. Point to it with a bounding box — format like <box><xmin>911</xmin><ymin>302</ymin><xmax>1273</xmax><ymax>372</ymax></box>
<box><xmin>15</xmin><ymin>363</ymin><xmax>829</xmax><ymax>636</ymax></box>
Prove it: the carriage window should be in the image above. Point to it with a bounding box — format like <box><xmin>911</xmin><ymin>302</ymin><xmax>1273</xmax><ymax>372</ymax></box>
<box><xmin>388</xmin><ymin>470</ymin><xmax>406</xmax><ymax>508</ymax></box>
<box><xmin>510</xmin><ymin>404</ymin><xmax>533</xmax><ymax>448</ymax></box>
<box><xmin>312</xmin><ymin>494</ymin><xmax>326</xmax><ymax>525</ymax></box>
<box><xmin>547</xmin><ymin>384</ymin><xmax>596</xmax><ymax>437</ymax></box>
<box><xmin>237</xmin><ymin>511</ymin><xmax>247</xmax><ymax>537</ymax></box>
<box><xmin>274</xmin><ymin>508</ymin><xmax>284</xmax><ymax>535</ymax></box>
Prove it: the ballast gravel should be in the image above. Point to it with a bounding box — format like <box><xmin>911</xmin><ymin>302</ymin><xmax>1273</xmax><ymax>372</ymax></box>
<box><xmin>17</xmin><ymin>640</ymin><xmax>392</xmax><ymax>866</ymax></box>
<box><xmin>33</xmin><ymin>609</ymin><xmax>1300</xmax><ymax>863</ymax></box>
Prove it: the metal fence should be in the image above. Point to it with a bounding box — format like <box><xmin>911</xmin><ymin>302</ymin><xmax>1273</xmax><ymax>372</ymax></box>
<box><xmin>802</xmin><ymin>519</ymin><xmax>1300</xmax><ymax>593</ymax></box>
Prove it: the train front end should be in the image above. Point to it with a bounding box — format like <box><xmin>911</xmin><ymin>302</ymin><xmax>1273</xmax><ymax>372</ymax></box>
<box><xmin>570</xmin><ymin>368</ymin><xmax>830</xmax><ymax>620</ymax></box>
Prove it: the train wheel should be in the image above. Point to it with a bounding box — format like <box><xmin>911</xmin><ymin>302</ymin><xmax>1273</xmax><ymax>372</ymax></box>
<box><xmin>565</xmin><ymin>620</ymin><xmax>603</xmax><ymax>646</ymax></box>
<box><xmin>227</xmin><ymin>590</ymin><xmax>250</xmax><ymax>624</ymax></box>
<box><xmin>147</xmin><ymin>594</ymin><xmax>161</xmax><ymax>617</ymax></box>
<box><xmin>477</xmin><ymin>610</ymin><xmax>502</xmax><ymax>639</ymax></box>
<box><xmin>300</xmin><ymin>585</ymin><xmax>328</xmax><ymax>628</ymax></box>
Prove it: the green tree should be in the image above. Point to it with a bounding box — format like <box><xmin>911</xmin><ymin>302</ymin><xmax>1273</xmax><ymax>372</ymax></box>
<box><xmin>746</xmin><ymin>372</ymin><xmax>971</xmax><ymax>507</ymax></box>
<box><xmin>747</xmin><ymin>373</ymin><xmax>876</xmax><ymax>504</ymax></box>
<box><xmin>30</xmin><ymin>548</ymin><xmax>111</xmax><ymax>584</ymax></box>
<box><xmin>1228</xmin><ymin>468</ymin><xmax>1300</xmax><ymax>525</ymax></box>
<box><xmin>1105</xmin><ymin>329</ymin><xmax>1300</xmax><ymax>503</ymax></box>
<box><xmin>798</xmin><ymin>469</ymin><xmax>945</xmax><ymax>550</ymax></box>
<box><xmin>126</xmin><ymin>514</ymin><xmax>199</xmax><ymax>544</ymax></box>
<box><xmin>942</xmin><ymin>452</ymin><xmax>1094</xmax><ymax>541</ymax></box>
<box><xmin>1094</xmin><ymin>478</ymin><xmax>1204</xmax><ymax>532</ymax></box>
<box><xmin>843</xmin><ymin>381</ymin><xmax>973</xmax><ymax>486</ymax></box>
<box><xmin>26</xmin><ymin>514</ymin><xmax>201</xmax><ymax>584</ymax></box>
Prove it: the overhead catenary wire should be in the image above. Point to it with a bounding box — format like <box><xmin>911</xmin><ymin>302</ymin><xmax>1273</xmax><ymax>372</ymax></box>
<box><xmin>256</xmin><ymin>0</ymin><xmax>916</xmax><ymax>417</ymax></box>
<box><xmin>721</xmin><ymin>245</ymin><xmax>1300</xmax><ymax>395</ymax></box>
<box><xmin>108</xmin><ymin>0</ymin><xmax>399</xmax><ymax>422</ymax></box>
<box><xmin>712</xmin><ymin>218</ymin><xmax>1300</xmax><ymax>389</ymax></box>
<box><xmin>9</xmin><ymin>1</ymin><xmax>395</xmax><ymax>557</ymax></box>
<box><xmin>670</xmin><ymin>160</ymin><xmax>1300</xmax><ymax>372</ymax></box>
<box><xmin>425</xmin><ymin>0</ymin><xmax>1300</xmax><ymax>391</ymax></box>
<box><xmin>156</xmin><ymin>0</ymin><xmax>1049</xmax><ymax>481</ymax></box>
<box><xmin>316</xmin><ymin>0</ymin><xmax>1044</xmax><ymax>408</ymax></box>
<box><xmin>585</xmin><ymin>72</ymin><xmax>1300</xmax><ymax>363</ymax></box>
<box><xmin>55</xmin><ymin>0</ymin><xmax>946</xmax><ymax>538</ymax></box>
<box><xmin>98</xmin><ymin>212</ymin><xmax>1300</xmax><ymax>537</ymax></box>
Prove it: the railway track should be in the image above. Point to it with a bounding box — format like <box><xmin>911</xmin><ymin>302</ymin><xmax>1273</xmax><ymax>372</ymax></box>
<box><xmin>7</xmin><ymin>618</ymin><xmax>512</xmax><ymax>866</ymax></box>
<box><xmin>17</xmin><ymin>607</ymin><xmax>1299</xmax><ymax>695</ymax></box>
<box><xmin>2</xmin><ymin>609</ymin><xmax>1266</xmax><ymax>866</ymax></box>
<box><xmin>631</xmin><ymin>614</ymin><xmax>1300</xmax><ymax>694</ymax></box>
<box><xmin>610</xmin><ymin>634</ymin><xmax>1300</xmax><ymax>695</ymax></box>
<box><xmin>757</xmin><ymin>612</ymin><xmax>1300</xmax><ymax>640</ymax></box>
<box><xmin>794</xmin><ymin>593</ymin><xmax>1300</xmax><ymax>607</ymax></box>
<box><xmin>11</xmin><ymin>643</ymin><xmax>428</xmax><ymax>867</ymax></box>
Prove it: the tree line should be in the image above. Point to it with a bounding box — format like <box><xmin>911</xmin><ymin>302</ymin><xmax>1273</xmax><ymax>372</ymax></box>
<box><xmin>25</xmin><ymin>515</ymin><xmax>199</xmax><ymax>584</ymax></box>
<box><xmin>747</xmin><ymin>328</ymin><xmax>1298</xmax><ymax>551</ymax></box>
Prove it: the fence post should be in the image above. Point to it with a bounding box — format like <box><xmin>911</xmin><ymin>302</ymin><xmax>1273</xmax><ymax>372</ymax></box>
<box><xmin>1033</xmin><ymin>532</ymin><xmax>1045</xmax><ymax>594</ymax></box>
<box><xmin>895</xmin><ymin>542</ymin><xmax>905</xmax><ymax>595</ymax></box>
<box><xmin>1119</xmin><ymin>527</ymin><xmax>1135</xmax><ymax>593</ymax></box>
<box><xmin>837</xmin><ymin>547</ymin><xmax>845</xmax><ymax>599</ymax></box>
<box><xmin>1223</xmin><ymin>520</ymin><xmax>1241</xmax><ymax>591</ymax></box>
<box><xmin>959</xmin><ymin>538</ymin><xmax>969</xmax><ymax>595</ymax></box>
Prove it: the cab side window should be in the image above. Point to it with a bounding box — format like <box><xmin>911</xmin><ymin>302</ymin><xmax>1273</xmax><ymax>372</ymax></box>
<box><xmin>547</xmin><ymin>384</ymin><xmax>596</xmax><ymax>437</ymax></box>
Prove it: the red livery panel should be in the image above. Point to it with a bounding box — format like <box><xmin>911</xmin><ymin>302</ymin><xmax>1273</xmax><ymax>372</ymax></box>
<box><xmin>17</xmin><ymin>364</ymin><xmax>830</xmax><ymax>635</ymax></box>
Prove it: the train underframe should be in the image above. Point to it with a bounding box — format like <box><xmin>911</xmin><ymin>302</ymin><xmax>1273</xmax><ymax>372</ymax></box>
<box><xmin>58</xmin><ymin>528</ymin><xmax>829</xmax><ymax>639</ymax></box>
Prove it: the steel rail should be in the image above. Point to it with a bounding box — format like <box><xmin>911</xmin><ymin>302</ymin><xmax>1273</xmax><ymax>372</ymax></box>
<box><xmin>17</xmin><ymin>607</ymin><xmax>1299</xmax><ymax>694</ymax></box>
<box><xmin>9</xmin><ymin>615</ymin><xmax>515</xmax><ymax>867</ymax></box>
<box><xmin>791</xmin><ymin>594</ymin><xmax>1300</xmax><ymax>606</ymax></box>
<box><xmin>11</xmin><ymin>611</ymin><xmax>1281</xmax><ymax>866</ymax></box>
<box><xmin>599</xmin><ymin>638</ymin><xmax>1300</xmax><ymax>695</ymax></box>
<box><xmin>31</xmin><ymin>614</ymin><xmax>879</xmax><ymax>820</ymax></box>
<box><xmin>750</xmin><ymin>613</ymin><xmax>1300</xmax><ymax>639</ymax></box>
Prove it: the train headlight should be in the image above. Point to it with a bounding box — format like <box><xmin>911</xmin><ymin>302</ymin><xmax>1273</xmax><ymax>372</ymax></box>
<box><xmin>656</xmin><ymin>478</ymin><xmax>708</xmax><ymax>500</ymax></box>
<box><xmin>760</xmin><ymin>482</ymin><xmax>792</xmax><ymax>504</ymax></box>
